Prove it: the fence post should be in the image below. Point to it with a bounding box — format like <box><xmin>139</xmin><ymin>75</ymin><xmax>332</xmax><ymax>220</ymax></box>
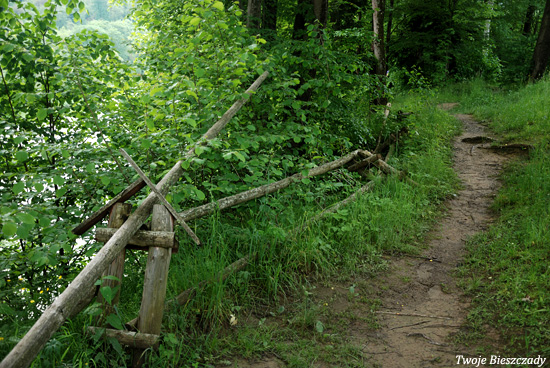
<box><xmin>132</xmin><ymin>204</ymin><xmax>173</xmax><ymax>367</ymax></box>
<box><xmin>96</xmin><ymin>203</ymin><xmax>132</xmax><ymax>324</ymax></box>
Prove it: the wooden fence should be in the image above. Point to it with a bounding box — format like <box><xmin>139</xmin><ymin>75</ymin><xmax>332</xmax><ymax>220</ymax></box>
<box><xmin>0</xmin><ymin>71</ymin><xmax>410</xmax><ymax>368</ymax></box>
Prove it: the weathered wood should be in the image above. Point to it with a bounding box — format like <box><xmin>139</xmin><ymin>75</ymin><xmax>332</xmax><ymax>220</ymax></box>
<box><xmin>347</xmin><ymin>153</ymin><xmax>381</xmax><ymax>172</ymax></box>
<box><xmin>120</xmin><ymin>148</ymin><xmax>201</xmax><ymax>246</ymax></box>
<box><xmin>133</xmin><ymin>205</ymin><xmax>173</xmax><ymax>367</ymax></box>
<box><xmin>96</xmin><ymin>203</ymin><xmax>132</xmax><ymax>323</ymax></box>
<box><xmin>95</xmin><ymin>228</ymin><xmax>176</xmax><ymax>248</ymax></box>
<box><xmin>179</xmin><ymin>150</ymin><xmax>364</xmax><ymax>221</ymax></box>
<box><xmin>87</xmin><ymin>327</ymin><xmax>159</xmax><ymax>349</ymax></box>
<box><xmin>0</xmin><ymin>71</ymin><xmax>269</xmax><ymax>368</ymax></box>
<box><xmin>72</xmin><ymin>179</ymin><xmax>146</xmax><ymax>235</ymax></box>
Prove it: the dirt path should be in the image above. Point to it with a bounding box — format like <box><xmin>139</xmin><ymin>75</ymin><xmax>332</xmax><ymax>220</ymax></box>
<box><xmin>222</xmin><ymin>109</ymin><xmax>513</xmax><ymax>368</ymax></box>
<box><xmin>361</xmin><ymin>109</ymin><xmax>509</xmax><ymax>367</ymax></box>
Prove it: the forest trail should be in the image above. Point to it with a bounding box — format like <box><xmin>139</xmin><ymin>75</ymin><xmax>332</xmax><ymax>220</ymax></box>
<box><xmin>361</xmin><ymin>106</ymin><xmax>511</xmax><ymax>367</ymax></box>
<box><xmin>224</xmin><ymin>107</ymin><xmax>516</xmax><ymax>368</ymax></box>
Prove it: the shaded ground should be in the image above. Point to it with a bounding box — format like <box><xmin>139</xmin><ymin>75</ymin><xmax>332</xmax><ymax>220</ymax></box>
<box><xmin>223</xmin><ymin>107</ymin><xmax>516</xmax><ymax>367</ymax></box>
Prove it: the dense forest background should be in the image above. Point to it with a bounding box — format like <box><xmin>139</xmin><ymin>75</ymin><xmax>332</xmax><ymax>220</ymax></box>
<box><xmin>1</xmin><ymin>0</ymin><xmax>550</xmax><ymax>365</ymax></box>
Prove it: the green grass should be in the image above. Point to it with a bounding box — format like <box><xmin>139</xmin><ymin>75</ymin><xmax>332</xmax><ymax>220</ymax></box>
<box><xmin>0</xmin><ymin>98</ymin><xmax>460</xmax><ymax>367</ymax></box>
<box><xmin>452</xmin><ymin>77</ymin><xmax>550</xmax><ymax>356</ymax></box>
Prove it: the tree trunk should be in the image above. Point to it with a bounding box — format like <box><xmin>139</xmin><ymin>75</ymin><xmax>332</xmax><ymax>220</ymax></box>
<box><xmin>247</xmin><ymin>0</ymin><xmax>262</xmax><ymax>28</ymax></box>
<box><xmin>262</xmin><ymin>0</ymin><xmax>278</xmax><ymax>31</ymax></box>
<box><xmin>523</xmin><ymin>3</ymin><xmax>537</xmax><ymax>35</ymax></box>
<box><xmin>372</xmin><ymin>0</ymin><xmax>387</xmax><ymax>105</ymax></box>
<box><xmin>313</xmin><ymin>0</ymin><xmax>328</xmax><ymax>28</ymax></box>
<box><xmin>293</xmin><ymin>0</ymin><xmax>312</xmax><ymax>39</ymax></box>
<box><xmin>531</xmin><ymin>0</ymin><xmax>550</xmax><ymax>80</ymax></box>
<box><xmin>385</xmin><ymin>0</ymin><xmax>394</xmax><ymax>56</ymax></box>
<box><xmin>484</xmin><ymin>0</ymin><xmax>494</xmax><ymax>40</ymax></box>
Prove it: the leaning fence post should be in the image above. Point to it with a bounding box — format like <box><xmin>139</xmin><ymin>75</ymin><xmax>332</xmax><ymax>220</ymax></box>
<box><xmin>95</xmin><ymin>203</ymin><xmax>132</xmax><ymax>324</ymax></box>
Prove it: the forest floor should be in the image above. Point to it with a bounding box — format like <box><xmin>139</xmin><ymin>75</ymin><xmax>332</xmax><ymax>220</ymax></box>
<box><xmin>224</xmin><ymin>106</ymin><xmax>520</xmax><ymax>367</ymax></box>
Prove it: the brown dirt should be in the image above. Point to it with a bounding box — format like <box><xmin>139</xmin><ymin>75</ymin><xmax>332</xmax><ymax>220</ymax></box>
<box><xmin>357</xmin><ymin>110</ymin><xmax>513</xmax><ymax>367</ymax></box>
<box><xmin>221</xmin><ymin>107</ymin><xmax>516</xmax><ymax>367</ymax></box>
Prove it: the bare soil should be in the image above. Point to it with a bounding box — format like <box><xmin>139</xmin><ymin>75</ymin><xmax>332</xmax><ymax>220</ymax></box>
<box><xmin>224</xmin><ymin>107</ymin><xmax>516</xmax><ymax>367</ymax></box>
<box><xmin>356</xmin><ymin>109</ymin><xmax>513</xmax><ymax>367</ymax></box>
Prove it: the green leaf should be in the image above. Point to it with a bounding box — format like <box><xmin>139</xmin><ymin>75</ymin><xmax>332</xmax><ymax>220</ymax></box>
<box><xmin>189</xmin><ymin>17</ymin><xmax>201</xmax><ymax>26</ymax></box>
<box><xmin>17</xmin><ymin>213</ymin><xmax>35</xmax><ymax>225</ymax></box>
<box><xmin>233</xmin><ymin>151</ymin><xmax>246</xmax><ymax>162</ymax></box>
<box><xmin>146</xmin><ymin>118</ymin><xmax>155</xmax><ymax>130</ymax></box>
<box><xmin>37</xmin><ymin>108</ymin><xmax>48</xmax><ymax>120</ymax></box>
<box><xmin>17</xmin><ymin>223</ymin><xmax>32</xmax><ymax>239</ymax></box>
<box><xmin>39</xmin><ymin>217</ymin><xmax>50</xmax><ymax>227</ymax></box>
<box><xmin>212</xmin><ymin>1</ymin><xmax>224</xmax><ymax>11</ymax></box>
<box><xmin>61</xmin><ymin>149</ymin><xmax>70</xmax><ymax>158</ymax></box>
<box><xmin>12</xmin><ymin>182</ymin><xmax>24</xmax><ymax>194</ymax></box>
<box><xmin>301</xmin><ymin>178</ymin><xmax>312</xmax><ymax>185</ymax></box>
<box><xmin>100</xmin><ymin>287</ymin><xmax>113</xmax><ymax>304</ymax></box>
<box><xmin>194</xmin><ymin>188</ymin><xmax>205</xmax><ymax>201</ymax></box>
<box><xmin>100</xmin><ymin>176</ymin><xmax>110</xmax><ymax>186</ymax></box>
<box><xmin>53</xmin><ymin>175</ymin><xmax>64</xmax><ymax>186</ymax></box>
<box><xmin>2</xmin><ymin>222</ymin><xmax>17</xmax><ymax>237</ymax></box>
<box><xmin>86</xmin><ymin>163</ymin><xmax>95</xmax><ymax>173</ymax></box>
<box><xmin>103</xmin><ymin>275</ymin><xmax>120</xmax><ymax>282</ymax></box>
<box><xmin>315</xmin><ymin>320</ymin><xmax>324</xmax><ymax>333</ymax></box>
<box><xmin>34</xmin><ymin>183</ymin><xmax>44</xmax><ymax>192</ymax></box>
<box><xmin>0</xmin><ymin>303</ymin><xmax>16</xmax><ymax>316</ymax></box>
<box><xmin>56</xmin><ymin>187</ymin><xmax>67</xmax><ymax>198</ymax></box>
<box><xmin>15</xmin><ymin>151</ymin><xmax>28</xmax><ymax>162</ymax></box>
<box><xmin>105</xmin><ymin>314</ymin><xmax>124</xmax><ymax>330</ymax></box>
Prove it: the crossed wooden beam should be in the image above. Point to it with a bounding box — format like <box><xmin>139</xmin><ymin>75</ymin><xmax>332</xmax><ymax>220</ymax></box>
<box><xmin>119</xmin><ymin>148</ymin><xmax>201</xmax><ymax>246</ymax></box>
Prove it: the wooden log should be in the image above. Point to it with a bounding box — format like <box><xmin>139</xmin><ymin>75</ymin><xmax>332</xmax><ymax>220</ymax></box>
<box><xmin>96</xmin><ymin>203</ymin><xmax>132</xmax><ymax>323</ymax></box>
<box><xmin>120</xmin><ymin>148</ymin><xmax>201</xmax><ymax>246</ymax></box>
<box><xmin>95</xmin><ymin>228</ymin><xmax>176</xmax><ymax>248</ymax></box>
<box><xmin>0</xmin><ymin>71</ymin><xmax>269</xmax><ymax>368</ymax></box>
<box><xmin>87</xmin><ymin>327</ymin><xmax>159</xmax><ymax>349</ymax></box>
<box><xmin>72</xmin><ymin>179</ymin><xmax>146</xmax><ymax>235</ymax></box>
<box><xmin>178</xmin><ymin>150</ymin><xmax>363</xmax><ymax>221</ymax></box>
<box><xmin>347</xmin><ymin>153</ymin><xmax>381</xmax><ymax>172</ymax></box>
<box><xmin>133</xmin><ymin>205</ymin><xmax>173</xmax><ymax>367</ymax></box>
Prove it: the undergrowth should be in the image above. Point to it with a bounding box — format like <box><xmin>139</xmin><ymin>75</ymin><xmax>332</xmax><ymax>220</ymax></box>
<box><xmin>0</xmin><ymin>94</ymin><xmax>460</xmax><ymax>367</ymax></box>
<box><xmin>452</xmin><ymin>76</ymin><xmax>550</xmax><ymax>357</ymax></box>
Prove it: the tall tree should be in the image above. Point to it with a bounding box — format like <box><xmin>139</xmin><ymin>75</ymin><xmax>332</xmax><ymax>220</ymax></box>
<box><xmin>372</xmin><ymin>0</ymin><xmax>386</xmax><ymax>76</ymax></box>
<box><xmin>523</xmin><ymin>2</ymin><xmax>537</xmax><ymax>35</ymax></box>
<box><xmin>247</xmin><ymin>0</ymin><xmax>262</xmax><ymax>28</ymax></box>
<box><xmin>372</xmin><ymin>0</ymin><xmax>387</xmax><ymax>104</ymax></box>
<box><xmin>262</xmin><ymin>0</ymin><xmax>278</xmax><ymax>31</ymax></box>
<box><xmin>531</xmin><ymin>0</ymin><xmax>550</xmax><ymax>79</ymax></box>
